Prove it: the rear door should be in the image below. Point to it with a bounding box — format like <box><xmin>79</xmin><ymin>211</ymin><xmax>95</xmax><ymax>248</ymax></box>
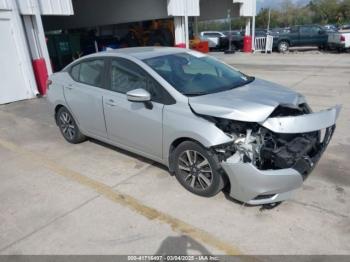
<box><xmin>64</xmin><ymin>58</ymin><xmax>108</xmax><ymax>138</ymax></box>
<box><xmin>103</xmin><ymin>57</ymin><xmax>168</xmax><ymax>159</ymax></box>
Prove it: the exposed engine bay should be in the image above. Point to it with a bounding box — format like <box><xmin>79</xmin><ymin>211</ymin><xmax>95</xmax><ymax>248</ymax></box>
<box><xmin>204</xmin><ymin>105</ymin><xmax>335</xmax><ymax>179</ymax></box>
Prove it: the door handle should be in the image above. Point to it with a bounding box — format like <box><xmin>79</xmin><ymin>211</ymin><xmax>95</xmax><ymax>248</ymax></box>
<box><xmin>65</xmin><ymin>84</ymin><xmax>74</xmax><ymax>90</ymax></box>
<box><xmin>105</xmin><ymin>99</ymin><xmax>117</xmax><ymax>107</ymax></box>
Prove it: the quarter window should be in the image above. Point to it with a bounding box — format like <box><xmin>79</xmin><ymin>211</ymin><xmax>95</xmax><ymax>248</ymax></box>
<box><xmin>70</xmin><ymin>64</ymin><xmax>80</xmax><ymax>81</ymax></box>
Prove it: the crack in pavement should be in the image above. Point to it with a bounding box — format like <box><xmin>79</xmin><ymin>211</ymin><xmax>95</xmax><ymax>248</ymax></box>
<box><xmin>290</xmin><ymin>200</ymin><xmax>349</xmax><ymax>219</ymax></box>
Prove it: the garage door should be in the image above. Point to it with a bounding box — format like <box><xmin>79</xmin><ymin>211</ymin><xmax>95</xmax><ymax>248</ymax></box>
<box><xmin>0</xmin><ymin>11</ymin><xmax>35</xmax><ymax>104</ymax></box>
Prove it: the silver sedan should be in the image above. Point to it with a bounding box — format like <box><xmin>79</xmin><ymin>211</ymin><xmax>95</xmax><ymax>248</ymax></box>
<box><xmin>47</xmin><ymin>47</ymin><xmax>341</xmax><ymax>205</ymax></box>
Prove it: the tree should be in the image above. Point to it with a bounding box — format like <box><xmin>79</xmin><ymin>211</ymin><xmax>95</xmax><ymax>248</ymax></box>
<box><xmin>256</xmin><ymin>8</ymin><xmax>280</xmax><ymax>29</ymax></box>
<box><xmin>198</xmin><ymin>0</ymin><xmax>350</xmax><ymax>33</ymax></box>
<box><xmin>339</xmin><ymin>0</ymin><xmax>350</xmax><ymax>23</ymax></box>
<box><xmin>309</xmin><ymin>0</ymin><xmax>342</xmax><ymax>24</ymax></box>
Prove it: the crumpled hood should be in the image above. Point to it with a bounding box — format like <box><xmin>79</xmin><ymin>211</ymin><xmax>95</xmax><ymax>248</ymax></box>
<box><xmin>189</xmin><ymin>78</ymin><xmax>305</xmax><ymax>122</ymax></box>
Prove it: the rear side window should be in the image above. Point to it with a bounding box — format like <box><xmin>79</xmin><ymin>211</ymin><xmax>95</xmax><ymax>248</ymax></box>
<box><xmin>204</xmin><ymin>33</ymin><xmax>221</xmax><ymax>37</ymax></box>
<box><xmin>79</xmin><ymin>59</ymin><xmax>104</xmax><ymax>87</ymax></box>
<box><xmin>300</xmin><ymin>27</ymin><xmax>313</xmax><ymax>34</ymax></box>
<box><xmin>69</xmin><ymin>59</ymin><xmax>105</xmax><ymax>87</ymax></box>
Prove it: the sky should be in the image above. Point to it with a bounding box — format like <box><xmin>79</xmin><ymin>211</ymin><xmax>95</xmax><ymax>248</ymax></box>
<box><xmin>256</xmin><ymin>0</ymin><xmax>310</xmax><ymax>10</ymax></box>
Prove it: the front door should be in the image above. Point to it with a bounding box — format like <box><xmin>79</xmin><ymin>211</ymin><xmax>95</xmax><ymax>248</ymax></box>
<box><xmin>103</xmin><ymin>57</ymin><xmax>164</xmax><ymax>159</ymax></box>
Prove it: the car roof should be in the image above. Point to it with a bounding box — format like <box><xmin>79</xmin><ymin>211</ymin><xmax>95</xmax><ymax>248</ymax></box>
<box><xmin>201</xmin><ymin>31</ymin><xmax>222</xmax><ymax>34</ymax></box>
<box><xmin>85</xmin><ymin>47</ymin><xmax>188</xmax><ymax>60</ymax></box>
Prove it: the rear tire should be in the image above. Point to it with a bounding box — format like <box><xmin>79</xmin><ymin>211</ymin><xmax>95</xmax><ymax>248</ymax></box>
<box><xmin>173</xmin><ymin>141</ymin><xmax>225</xmax><ymax>197</ymax></box>
<box><xmin>56</xmin><ymin>107</ymin><xmax>86</xmax><ymax>144</ymax></box>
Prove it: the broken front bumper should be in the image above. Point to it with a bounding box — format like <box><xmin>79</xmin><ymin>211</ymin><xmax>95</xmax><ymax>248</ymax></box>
<box><xmin>260</xmin><ymin>105</ymin><xmax>341</xmax><ymax>134</ymax></box>
<box><xmin>221</xmin><ymin>106</ymin><xmax>341</xmax><ymax>205</ymax></box>
<box><xmin>222</xmin><ymin>162</ymin><xmax>303</xmax><ymax>205</ymax></box>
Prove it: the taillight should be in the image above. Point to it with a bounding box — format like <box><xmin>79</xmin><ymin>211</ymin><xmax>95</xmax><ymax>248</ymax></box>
<box><xmin>340</xmin><ymin>35</ymin><xmax>345</xmax><ymax>42</ymax></box>
<box><xmin>46</xmin><ymin>79</ymin><xmax>52</xmax><ymax>89</ymax></box>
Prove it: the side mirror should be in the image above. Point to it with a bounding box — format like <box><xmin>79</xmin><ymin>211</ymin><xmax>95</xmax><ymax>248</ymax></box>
<box><xmin>127</xmin><ymin>88</ymin><xmax>151</xmax><ymax>102</ymax></box>
<box><xmin>127</xmin><ymin>88</ymin><xmax>153</xmax><ymax>109</ymax></box>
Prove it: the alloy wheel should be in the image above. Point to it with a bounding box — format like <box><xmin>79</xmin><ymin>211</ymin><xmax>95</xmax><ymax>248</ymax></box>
<box><xmin>178</xmin><ymin>150</ymin><xmax>213</xmax><ymax>190</ymax></box>
<box><xmin>59</xmin><ymin>111</ymin><xmax>76</xmax><ymax>140</ymax></box>
<box><xmin>279</xmin><ymin>42</ymin><xmax>288</xmax><ymax>52</ymax></box>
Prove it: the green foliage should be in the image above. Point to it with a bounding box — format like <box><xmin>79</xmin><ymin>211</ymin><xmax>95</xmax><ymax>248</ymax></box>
<box><xmin>255</xmin><ymin>0</ymin><xmax>350</xmax><ymax>28</ymax></box>
<box><xmin>198</xmin><ymin>0</ymin><xmax>350</xmax><ymax>32</ymax></box>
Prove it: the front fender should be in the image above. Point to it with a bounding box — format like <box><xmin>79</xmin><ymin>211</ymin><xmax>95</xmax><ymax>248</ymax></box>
<box><xmin>163</xmin><ymin>103</ymin><xmax>232</xmax><ymax>166</ymax></box>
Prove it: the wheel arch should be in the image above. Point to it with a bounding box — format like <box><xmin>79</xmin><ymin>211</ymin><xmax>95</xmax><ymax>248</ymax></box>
<box><xmin>168</xmin><ymin>137</ymin><xmax>230</xmax><ymax>194</ymax></box>
<box><xmin>54</xmin><ymin>104</ymin><xmax>81</xmax><ymax>127</ymax></box>
<box><xmin>54</xmin><ymin>104</ymin><xmax>65</xmax><ymax>125</ymax></box>
<box><xmin>278</xmin><ymin>39</ymin><xmax>291</xmax><ymax>48</ymax></box>
<box><xmin>278</xmin><ymin>39</ymin><xmax>290</xmax><ymax>45</ymax></box>
<box><xmin>168</xmin><ymin>137</ymin><xmax>202</xmax><ymax>174</ymax></box>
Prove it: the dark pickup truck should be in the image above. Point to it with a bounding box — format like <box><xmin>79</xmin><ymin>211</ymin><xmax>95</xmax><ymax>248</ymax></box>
<box><xmin>273</xmin><ymin>25</ymin><xmax>328</xmax><ymax>52</ymax></box>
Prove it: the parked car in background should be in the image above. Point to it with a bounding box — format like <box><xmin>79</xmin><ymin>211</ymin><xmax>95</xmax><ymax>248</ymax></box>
<box><xmin>273</xmin><ymin>25</ymin><xmax>328</xmax><ymax>52</ymax></box>
<box><xmin>255</xmin><ymin>29</ymin><xmax>269</xmax><ymax>37</ymax></box>
<box><xmin>339</xmin><ymin>24</ymin><xmax>350</xmax><ymax>30</ymax></box>
<box><xmin>323</xmin><ymin>24</ymin><xmax>338</xmax><ymax>33</ymax></box>
<box><xmin>47</xmin><ymin>47</ymin><xmax>340</xmax><ymax>205</ymax></box>
<box><xmin>223</xmin><ymin>30</ymin><xmax>244</xmax><ymax>50</ymax></box>
<box><xmin>328</xmin><ymin>29</ymin><xmax>350</xmax><ymax>51</ymax></box>
<box><xmin>222</xmin><ymin>29</ymin><xmax>269</xmax><ymax>50</ymax></box>
<box><xmin>199</xmin><ymin>31</ymin><xmax>228</xmax><ymax>50</ymax></box>
<box><xmin>270</xmin><ymin>27</ymin><xmax>291</xmax><ymax>35</ymax></box>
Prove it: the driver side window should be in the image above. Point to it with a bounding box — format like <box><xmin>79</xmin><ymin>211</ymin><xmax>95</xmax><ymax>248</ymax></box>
<box><xmin>109</xmin><ymin>58</ymin><xmax>173</xmax><ymax>104</ymax></box>
<box><xmin>110</xmin><ymin>59</ymin><xmax>147</xmax><ymax>94</ymax></box>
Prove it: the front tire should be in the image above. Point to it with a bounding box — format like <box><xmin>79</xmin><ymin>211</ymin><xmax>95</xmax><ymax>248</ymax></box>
<box><xmin>173</xmin><ymin>141</ymin><xmax>225</xmax><ymax>197</ymax></box>
<box><xmin>278</xmin><ymin>41</ymin><xmax>289</xmax><ymax>53</ymax></box>
<box><xmin>56</xmin><ymin>107</ymin><xmax>86</xmax><ymax>144</ymax></box>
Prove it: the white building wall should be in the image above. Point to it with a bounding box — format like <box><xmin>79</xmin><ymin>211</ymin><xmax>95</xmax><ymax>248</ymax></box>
<box><xmin>0</xmin><ymin>0</ymin><xmax>11</xmax><ymax>10</ymax></box>
<box><xmin>18</xmin><ymin>0</ymin><xmax>73</xmax><ymax>15</ymax></box>
<box><xmin>0</xmin><ymin>2</ymin><xmax>38</xmax><ymax>104</ymax></box>
<box><xmin>0</xmin><ymin>0</ymin><xmax>74</xmax><ymax>104</ymax></box>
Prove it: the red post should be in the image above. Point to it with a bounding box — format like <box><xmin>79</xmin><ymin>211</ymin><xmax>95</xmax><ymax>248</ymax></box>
<box><xmin>243</xmin><ymin>36</ymin><xmax>252</xmax><ymax>53</ymax></box>
<box><xmin>32</xmin><ymin>58</ymin><xmax>48</xmax><ymax>95</ymax></box>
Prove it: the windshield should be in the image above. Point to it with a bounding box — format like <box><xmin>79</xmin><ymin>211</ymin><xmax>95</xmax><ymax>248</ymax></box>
<box><xmin>143</xmin><ymin>52</ymin><xmax>254</xmax><ymax>96</ymax></box>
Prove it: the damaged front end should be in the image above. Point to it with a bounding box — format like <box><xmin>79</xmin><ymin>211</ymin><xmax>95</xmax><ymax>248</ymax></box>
<box><xmin>206</xmin><ymin>105</ymin><xmax>341</xmax><ymax>205</ymax></box>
